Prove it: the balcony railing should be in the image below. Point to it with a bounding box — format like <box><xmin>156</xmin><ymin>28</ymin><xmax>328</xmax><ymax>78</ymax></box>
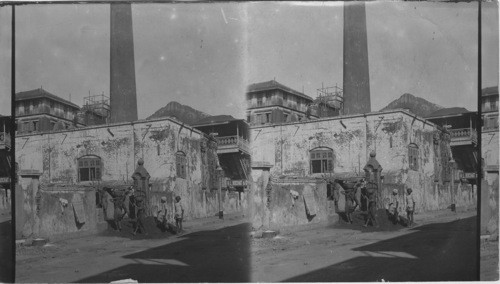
<box><xmin>249</xmin><ymin>100</ymin><xmax>308</xmax><ymax>112</ymax></box>
<box><xmin>216</xmin><ymin>135</ymin><xmax>250</xmax><ymax>154</ymax></box>
<box><xmin>449</xmin><ymin>128</ymin><xmax>477</xmax><ymax>146</ymax></box>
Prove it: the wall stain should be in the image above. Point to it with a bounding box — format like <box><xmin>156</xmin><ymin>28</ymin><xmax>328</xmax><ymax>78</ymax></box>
<box><xmin>149</xmin><ymin>128</ymin><xmax>171</xmax><ymax>143</ymax></box>
<box><xmin>381</xmin><ymin>118</ymin><xmax>404</xmax><ymax>135</ymax></box>
<box><xmin>100</xmin><ymin>137</ymin><xmax>130</xmax><ymax>153</ymax></box>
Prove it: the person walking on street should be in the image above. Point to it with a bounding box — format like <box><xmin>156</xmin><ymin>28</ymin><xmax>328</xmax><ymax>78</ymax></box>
<box><xmin>174</xmin><ymin>196</ymin><xmax>184</xmax><ymax>234</ymax></box>
<box><xmin>406</xmin><ymin>188</ymin><xmax>416</xmax><ymax>227</ymax></box>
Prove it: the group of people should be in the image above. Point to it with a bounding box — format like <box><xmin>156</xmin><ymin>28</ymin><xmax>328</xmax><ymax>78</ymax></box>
<box><xmin>335</xmin><ymin>178</ymin><xmax>417</xmax><ymax>228</ymax></box>
<box><xmin>157</xmin><ymin>195</ymin><xmax>185</xmax><ymax>234</ymax></box>
<box><xmin>101</xmin><ymin>186</ymin><xmax>184</xmax><ymax>235</ymax></box>
<box><xmin>386</xmin><ymin>187</ymin><xmax>416</xmax><ymax>228</ymax></box>
<box><xmin>338</xmin><ymin>178</ymin><xmax>377</xmax><ymax>227</ymax></box>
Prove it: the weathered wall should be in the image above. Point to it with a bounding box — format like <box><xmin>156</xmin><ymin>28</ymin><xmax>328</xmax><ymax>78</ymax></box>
<box><xmin>16</xmin><ymin>118</ymin><xmax>209</xmax><ymax>186</ymax></box>
<box><xmin>250</xmin><ymin>110</ymin><xmax>475</xmax><ymax>215</ymax></box>
<box><xmin>482</xmin><ymin>131</ymin><xmax>499</xmax><ymax>180</ymax></box>
<box><xmin>249</xmin><ymin>167</ymin><xmax>337</xmax><ymax>231</ymax></box>
<box><xmin>16</xmin><ymin>117</ymin><xmax>230</xmax><ymax>227</ymax></box>
<box><xmin>481</xmin><ymin>130</ymin><xmax>499</xmax><ymax>236</ymax></box>
<box><xmin>149</xmin><ymin>186</ymin><xmax>246</xmax><ymax>221</ymax></box>
<box><xmin>266</xmin><ymin>179</ymin><xmax>330</xmax><ymax>229</ymax></box>
<box><xmin>249</xmin><ymin>168</ymin><xmax>271</xmax><ymax>230</ymax></box>
<box><xmin>17</xmin><ymin>175</ymin><xmax>97</xmax><ymax>239</ymax></box>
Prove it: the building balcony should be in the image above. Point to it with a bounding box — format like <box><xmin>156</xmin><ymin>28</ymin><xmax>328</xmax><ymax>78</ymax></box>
<box><xmin>216</xmin><ymin>135</ymin><xmax>250</xmax><ymax>155</ymax></box>
<box><xmin>0</xmin><ymin>133</ymin><xmax>11</xmax><ymax>150</ymax></box>
<box><xmin>449</xmin><ymin>128</ymin><xmax>477</xmax><ymax>146</ymax></box>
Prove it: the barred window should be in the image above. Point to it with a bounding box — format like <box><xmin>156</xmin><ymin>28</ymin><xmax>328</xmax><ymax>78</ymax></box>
<box><xmin>176</xmin><ymin>151</ymin><xmax>187</xmax><ymax>179</ymax></box>
<box><xmin>408</xmin><ymin>144</ymin><xmax>419</xmax><ymax>171</ymax></box>
<box><xmin>310</xmin><ymin>148</ymin><xmax>334</xmax><ymax>174</ymax></box>
<box><xmin>78</xmin><ymin>156</ymin><xmax>102</xmax><ymax>182</ymax></box>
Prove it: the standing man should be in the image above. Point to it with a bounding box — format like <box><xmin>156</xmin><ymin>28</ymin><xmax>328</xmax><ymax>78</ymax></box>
<box><xmin>363</xmin><ymin>182</ymin><xmax>378</xmax><ymax>228</ymax></box>
<box><xmin>406</xmin><ymin>188</ymin><xmax>416</xmax><ymax>227</ymax></box>
<box><xmin>133</xmin><ymin>191</ymin><xmax>147</xmax><ymax>236</ymax></box>
<box><xmin>387</xmin><ymin>189</ymin><xmax>399</xmax><ymax>224</ymax></box>
<box><xmin>353</xmin><ymin>179</ymin><xmax>364</xmax><ymax>211</ymax></box>
<box><xmin>158</xmin><ymin>196</ymin><xmax>168</xmax><ymax>231</ymax></box>
<box><xmin>174</xmin><ymin>196</ymin><xmax>184</xmax><ymax>234</ymax></box>
<box><xmin>113</xmin><ymin>191</ymin><xmax>124</xmax><ymax>231</ymax></box>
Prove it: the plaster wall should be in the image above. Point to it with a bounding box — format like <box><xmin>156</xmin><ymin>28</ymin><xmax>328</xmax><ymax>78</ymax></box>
<box><xmin>16</xmin><ymin>175</ymin><xmax>97</xmax><ymax>240</ymax></box>
<box><xmin>251</xmin><ymin>110</ymin><xmax>474</xmax><ymax>217</ymax></box>
<box><xmin>267</xmin><ymin>180</ymin><xmax>329</xmax><ymax>229</ymax></box>
<box><xmin>15</xmin><ymin>118</ymin><xmax>229</xmax><ymax>227</ymax></box>
<box><xmin>482</xmin><ymin>130</ymin><xmax>499</xmax><ymax>181</ymax></box>
<box><xmin>16</xmin><ymin>118</ymin><xmax>207</xmax><ymax>186</ymax></box>
<box><xmin>481</xmin><ymin>130</ymin><xmax>499</xmax><ymax>236</ymax></box>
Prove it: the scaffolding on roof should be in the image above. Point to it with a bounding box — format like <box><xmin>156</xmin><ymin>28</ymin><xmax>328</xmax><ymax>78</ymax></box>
<box><xmin>82</xmin><ymin>93</ymin><xmax>110</xmax><ymax>118</ymax></box>
<box><xmin>308</xmin><ymin>84</ymin><xmax>344</xmax><ymax>118</ymax></box>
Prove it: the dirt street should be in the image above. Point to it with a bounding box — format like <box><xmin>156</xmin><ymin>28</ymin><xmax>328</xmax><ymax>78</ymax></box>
<box><xmin>251</xmin><ymin>208</ymin><xmax>478</xmax><ymax>282</ymax></box>
<box><xmin>16</xmin><ymin>214</ymin><xmax>250</xmax><ymax>283</ymax></box>
<box><xmin>15</xmin><ymin>208</ymin><xmax>481</xmax><ymax>282</ymax></box>
<box><xmin>480</xmin><ymin>239</ymin><xmax>499</xmax><ymax>281</ymax></box>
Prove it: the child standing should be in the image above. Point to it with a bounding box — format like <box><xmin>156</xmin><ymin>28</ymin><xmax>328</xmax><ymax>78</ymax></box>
<box><xmin>174</xmin><ymin>196</ymin><xmax>184</xmax><ymax>234</ymax></box>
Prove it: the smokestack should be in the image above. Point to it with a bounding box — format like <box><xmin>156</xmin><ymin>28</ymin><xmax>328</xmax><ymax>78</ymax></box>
<box><xmin>343</xmin><ymin>2</ymin><xmax>371</xmax><ymax>115</ymax></box>
<box><xmin>110</xmin><ymin>3</ymin><xmax>138</xmax><ymax>123</ymax></box>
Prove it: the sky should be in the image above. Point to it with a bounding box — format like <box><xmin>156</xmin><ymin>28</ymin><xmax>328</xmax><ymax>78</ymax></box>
<box><xmin>247</xmin><ymin>1</ymin><xmax>499</xmax><ymax>112</ymax></box>
<box><xmin>1</xmin><ymin>3</ymin><xmax>247</xmax><ymax>118</ymax></box>
<box><xmin>0</xmin><ymin>1</ymin><xmax>498</xmax><ymax>117</ymax></box>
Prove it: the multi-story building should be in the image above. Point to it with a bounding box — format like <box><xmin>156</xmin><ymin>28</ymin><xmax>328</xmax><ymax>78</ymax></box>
<box><xmin>481</xmin><ymin>86</ymin><xmax>499</xmax><ymax>180</ymax></box>
<box><xmin>426</xmin><ymin>107</ymin><xmax>478</xmax><ymax>184</ymax></box>
<box><xmin>250</xmin><ymin>108</ymin><xmax>476</xmax><ymax>229</ymax></box>
<box><xmin>193</xmin><ymin>115</ymin><xmax>250</xmax><ymax>192</ymax></box>
<box><xmin>15</xmin><ymin>88</ymin><xmax>83</xmax><ymax>134</ymax></box>
<box><xmin>246</xmin><ymin>80</ymin><xmax>318</xmax><ymax>125</ymax></box>
<box><xmin>482</xmin><ymin>86</ymin><xmax>499</xmax><ymax>131</ymax></box>
<box><xmin>15</xmin><ymin>115</ymin><xmax>245</xmax><ymax>239</ymax></box>
<box><xmin>480</xmin><ymin>86</ymin><xmax>499</xmax><ymax>235</ymax></box>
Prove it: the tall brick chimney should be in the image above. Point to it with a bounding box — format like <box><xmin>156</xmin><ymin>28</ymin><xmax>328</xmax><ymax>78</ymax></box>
<box><xmin>343</xmin><ymin>2</ymin><xmax>371</xmax><ymax>115</ymax></box>
<box><xmin>110</xmin><ymin>3</ymin><xmax>138</xmax><ymax>123</ymax></box>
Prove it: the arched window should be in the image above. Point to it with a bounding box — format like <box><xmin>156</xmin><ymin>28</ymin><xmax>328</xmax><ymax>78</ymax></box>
<box><xmin>310</xmin><ymin>148</ymin><xmax>334</xmax><ymax>174</ymax></box>
<box><xmin>78</xmin><ymin>155</ymin><xmax>102</xmax><ymax>182</ymax></box>
<box><xmin>176</xmin><ymin>151</ymin><xmax>187</xmax><ymax>179</ymax></box>
<box><xmin>408</xmin><ymin>144</ymin><xmax>419</xmax><ymax>171</ymax></box>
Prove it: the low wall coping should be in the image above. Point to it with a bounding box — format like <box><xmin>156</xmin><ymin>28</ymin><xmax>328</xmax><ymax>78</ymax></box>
<box><xmin>19</xmin><ymin>169</ymin><xmax>42</xmax><ymax>177</ymax></box>
<box><xmin>252</xmin><ymin>161</ymin><xmax>273</xmax><ymax>169</ymax></box>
